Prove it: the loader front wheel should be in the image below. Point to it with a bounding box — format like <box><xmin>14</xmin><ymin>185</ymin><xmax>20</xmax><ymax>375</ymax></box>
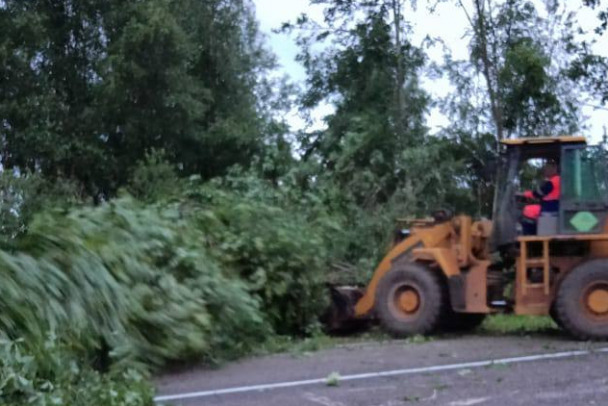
<box><xmin>375</xmin><ymin>263</ymin><xmax>446</xmax><ymax>337</ymax></box>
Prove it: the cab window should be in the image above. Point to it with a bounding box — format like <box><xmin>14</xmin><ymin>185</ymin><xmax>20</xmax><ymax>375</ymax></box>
<box><xmin>562</xmin><ymin>147</ymin><xmax>608</xmax><ymax>203</ymax></box>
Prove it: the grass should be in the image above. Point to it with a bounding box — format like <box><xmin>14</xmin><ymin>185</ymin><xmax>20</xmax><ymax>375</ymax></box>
<box><xmin>160</xmin><ymin>314</ymin><xmax>566</xmax><ymax>378</ymax></box>
<box><xmin>245</xmin><ymin>314</ymin><xmax>562</xmax><ymax>361</ymax></box>
<box><xmin>250</xmin><ymin>327</ymin><xmax>406</xmax><ymax>360</ymax></box>
<box><xmin>479</xmin><ymin>314</ymin><xmax>559</xmax><ymax>335</ymax></box>
<box><xmin>325</xmin><ymin>372</ymin><xmax>341</xmax><ymax>386</ymax></box>
<box><xmin>253</xmin><ymin>334</ymin><xmax>356</xmax><ymax>358</ymax></box>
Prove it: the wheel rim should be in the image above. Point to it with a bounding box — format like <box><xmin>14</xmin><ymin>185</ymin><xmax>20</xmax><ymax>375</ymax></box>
<box><xmin>582</xmin><ymin>282</ymin><xmax>608</xmax><ymax>319</ymax></box>
<box><xmin>389</xmin><ymin>283</ymin><xmax>422</xmax><ymax>320</ymax></box>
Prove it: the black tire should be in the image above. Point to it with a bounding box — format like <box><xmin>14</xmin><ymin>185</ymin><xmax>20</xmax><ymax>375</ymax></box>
<box><xmin>442</xmin><ymin>312</ymin><xmax>487</xmax><ymax>332</ymax></box>
<box><xmin>549</xmin><ymin>304</ymin><xmax>564</xmax><ymax>329</ymax></box>
<box><xmin>375</xmin><ymin>263</ymin><xmax>446</xmax><ymax>337</ymax></box>
<box><xmin>555</xmin><ymin>260</ymin><xmax>608</xmax><ymax>340</ymax></box>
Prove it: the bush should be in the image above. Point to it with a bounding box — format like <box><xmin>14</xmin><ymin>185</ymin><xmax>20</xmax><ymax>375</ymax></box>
<box><xmin>0</xmin><ymin>172</ymin><xmax>80</xmax><ymax>241</ymax></box>
<box><xmin>0</xmin><ymin>336</ymin><xmax>153</xmax><ymax>406</ymax></box>
<box><xmin>188</xmin><ymin>179</ymin><xmax>332</xmax><ymax>335</ymax></box>
<box><xmin>126</xmin><ymin>150</ymin><xmax>181</xmax><ymax>202</ymax></box>
<box><xmin>0</xmin><ymin>198</ymin><xmax>268</xmax><ymax>368</ymax></box>
<box><xmin>0</xmin><ymin>170</ymin><xmax>350</xmax><ymax>397</ymax></box>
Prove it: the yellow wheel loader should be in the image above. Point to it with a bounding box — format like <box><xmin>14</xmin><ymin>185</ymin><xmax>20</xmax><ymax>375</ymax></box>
<box><xmin>331</xmin><ymin>136</ymin><xmax>608</xmax><ymax>339</ymax></box>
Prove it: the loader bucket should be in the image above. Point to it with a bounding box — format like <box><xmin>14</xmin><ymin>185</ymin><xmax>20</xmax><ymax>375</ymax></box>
<box><xmin>321</xmin><ymin>286</ymin><xmax>371</xmax><ymax>334</ymax></box>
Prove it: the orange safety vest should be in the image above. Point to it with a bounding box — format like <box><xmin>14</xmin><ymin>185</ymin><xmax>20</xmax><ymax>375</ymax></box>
<box><xmin>543</xmin><ymin>175</ymin><xmax>560</xmax><ymax>201</ymax></box>
<box><xmin>523</xmin><ymin>175</ymin><xmax>560</xmax><ymax>220</ymax></box>
<box><xmin>523</xmin><ymin>204</ymin><xmax>541</xmax><ymax>220</ymax></box>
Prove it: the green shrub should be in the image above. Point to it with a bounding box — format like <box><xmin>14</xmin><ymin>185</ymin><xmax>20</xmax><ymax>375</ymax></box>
<box><xmin>0</xmin><ymin>171</ymin><xmax>344</xmax><ymax>375</ymax></box>
<box><xmin>0</xmin><ymin>198</ymin><xmax>268</xmax><ymax>368</ymax></box>
<box><xmin>0</xmin><ymin>336</ymin><xmax>153</xmax><ymax>406</ymax></box>
<box><xmin>189</xmin><ymin>181</ymin><xmax>331</xmax><ymax>335</ymax></box>
<box><xmin>0</xmin><ymin>172</ymin><xmax>80</xmax><ymax>241</ymax></box>
<box><xmin>126</xmin><ymin>150</ymin><xmax>181</xmax><ymax>202</ymax></box>
<box><xmin>481</xmin><ymin>315</ymin><xmax>558</xmax><ymax>334</ymax></box>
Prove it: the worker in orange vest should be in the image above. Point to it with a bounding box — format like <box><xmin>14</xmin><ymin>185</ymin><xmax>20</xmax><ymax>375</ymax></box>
<box><xmin>520</xmin><ymin>161</ymin><xmax>560</xmax><ymax>235</ymax></box>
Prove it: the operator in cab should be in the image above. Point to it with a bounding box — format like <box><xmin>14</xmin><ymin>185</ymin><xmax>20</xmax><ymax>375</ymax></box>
<box><xmin>520</xmin><ymin>160</ymin><xmax>561</xmax><ymax>235</ymax></box>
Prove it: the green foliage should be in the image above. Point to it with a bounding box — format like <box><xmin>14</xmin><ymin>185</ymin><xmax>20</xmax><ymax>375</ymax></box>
<box><xmin>282</xmin><ymin>1</ymin><xmax>455</xmax><ymax>279</ymax></box>
<box><xmin>0</xmin><ymin>170</ymin><xmax>342</xmax><ymax>400</ymax></box>
<box><xmin>499</xmin><ymin>39</ymin><xmax>561</xmax><ymax>135</ymax></box>
<box><xmin>0</xmin><ymin>172</ymin><xmax>81</xmax><ymax>240</ymax></box>
<box><xmin>0</xmin><ymin>172</ymin><xmax>339</xmax><ymax>369</ymax></box>
<box><xmin>454</xmin><ymin>0</ymin><xmax>580</xmax><ymax>139</ymax></box>
<box><xmin>566</xmin><ymin>50</ymin><xmax>608</xmax><ymax>105</ymax></box>
<box><xmin>0</xmin><ymin>0</ymin><xmax>278</xmax><ymax>197</ymax></box>
<box><xmin>0</xmin><ymin>336</ymin><xmax>154</xmax><ymax>406</ymax></box>
<box><xmin>184</xmin><ymin>175</ymin><xmax>334</xmax><ymax>335</ymax></box>
<box><xmin>404</xmin><ymin>334</ymin><xmax>433</xmax><ymax>345</ymax></box>
<box><xmin>126</xmin><ymin>150</ymin><xmax>181</xmax><ymax>202</ymax></box>
<box><xmin>292</xmin><ymin>1</ymin><xmax>429</xmax><ymax>210</ymax></box>
<box><xmin>325</xmin><ymin>372</ymin><xmax>341</xmax><ymax>387</ymax></box>
<box><xmin>480</xmin><ymin>315</ymin><xmax>557</xmax><ymax>335</ymax></box>
<box><xmin>0</xmin><ymin>198</ymin><xmax>268</xmax><ymax>368</ymax></box>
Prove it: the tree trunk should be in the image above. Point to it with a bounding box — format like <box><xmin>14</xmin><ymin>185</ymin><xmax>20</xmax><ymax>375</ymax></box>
<box><xmin>472</xmin><ymin>0</ymin><xmax>504</xmax><ymax>142</ymax></box>
<box><xmin>391</xmin><ymin>0</ymin><xmax>406</xmax><ymax>142</ymax></box>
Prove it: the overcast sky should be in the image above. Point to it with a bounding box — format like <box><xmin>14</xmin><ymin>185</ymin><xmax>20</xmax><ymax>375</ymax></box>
<box><xmin>253</xmin><ymin>0</ymin><xmax>608</xmax><ymax>141</ymax></box>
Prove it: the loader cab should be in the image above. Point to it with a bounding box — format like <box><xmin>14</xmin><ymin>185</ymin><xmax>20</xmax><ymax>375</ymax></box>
<box><xmin>491</xmin><ymin>136</ymin><xmax>608</xmax><ymax>251</ymax></box>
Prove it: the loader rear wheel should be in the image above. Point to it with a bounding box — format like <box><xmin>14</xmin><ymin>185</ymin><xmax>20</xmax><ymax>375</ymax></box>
<box><xmin>555</xmin><ymin>260</ymin><xmax>608</xmax><ymax>340</ymax></box>
<box><xmin>375</xmin><ymin>263</ymin><xmax>445</xmax><ymax>337</ymax></box>
<box><xmin>549</xmin><ymin>304</ymin><xmax>564</xmax><ymax>329</ymax></box>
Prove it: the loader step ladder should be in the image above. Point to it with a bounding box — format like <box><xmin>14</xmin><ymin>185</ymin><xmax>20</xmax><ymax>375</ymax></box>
<box><xmin>516</xmin><ymin>234</ymin><xmax>608</xmax><ymax>315</ymax></box>
<box><xmin>517</xmin><ymin>234</ymin><xmax>608</xmax><ymax>296</ymax></box>
<box><xmin>518</xmin><ymin>238</ymin><xmax>550</xmax><ymax>295</ymax></box>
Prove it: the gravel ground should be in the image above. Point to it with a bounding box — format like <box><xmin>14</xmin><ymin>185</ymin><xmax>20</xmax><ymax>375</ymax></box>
<box><xmin>155</xmin><ymin>334</ymin><xmax>608</xmax><ymax>406</ymax></box>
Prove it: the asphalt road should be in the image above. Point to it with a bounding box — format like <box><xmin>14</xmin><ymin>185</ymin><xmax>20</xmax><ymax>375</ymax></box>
<box><xmin>155</xmin><ymin>335</ymin><xmax>608</xmax><ymax>406</ymax></box>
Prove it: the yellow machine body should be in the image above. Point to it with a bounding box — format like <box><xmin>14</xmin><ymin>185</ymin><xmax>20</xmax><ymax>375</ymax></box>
<box><xmin>346</xmin><ymin>136</ymin><xmax>608</xmax><ymax>339</ymax></box>
<box><xmin>355</xmin><ymin>216</ymin><xmax>492</xmax><ymax>317</ymax></box>
<box><xmin>354</xmin><ymin>215</ymin><xmax>608</xmax><ymax>318</ymax></box>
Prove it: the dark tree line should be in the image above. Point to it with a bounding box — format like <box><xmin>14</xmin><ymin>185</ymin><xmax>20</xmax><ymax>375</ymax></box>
<box><xmin>0</xmin><ymin>0</ymin><xmax>279</xmax><ymax>198</ymax></box>
<box><xmin>1</xmin><ymin>0</ymin><xmax>607</xmax><ymax>217</ymax></box>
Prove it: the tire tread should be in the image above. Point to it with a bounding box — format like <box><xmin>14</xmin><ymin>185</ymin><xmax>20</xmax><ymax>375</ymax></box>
<box><xmin>555</xmin><ymin>259</ymin><xmax>608</xmax><ymax>340</ymax></box>
<box><xmin>375</xmin><ymin>263</ymin><xmax>446</xmax><ymax>337</ymax></box>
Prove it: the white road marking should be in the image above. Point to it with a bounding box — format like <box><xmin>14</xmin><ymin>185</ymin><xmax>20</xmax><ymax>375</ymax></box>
<box><xmin>302</xmin><ymin>392</ymin><xmax>347</xmax><ymax>406</ymax></box>
<box><xmin>344</xmin><ymin>385</ymin><xmax>397</xmax><ymax>393</ymax></box>
<box><xmin>368</xmin><ymin>401</ymin><xmax>404</xmax><ymax>406</ymax></box>
<box><xmin>448</xmin><ymin>398</ymin><xmax>491</xmax><ymax>406</ymax></box>
<box><xmin>154</xmin><ymin>347</ymin><xmax>608</xmax><ymax>403</ymax></box>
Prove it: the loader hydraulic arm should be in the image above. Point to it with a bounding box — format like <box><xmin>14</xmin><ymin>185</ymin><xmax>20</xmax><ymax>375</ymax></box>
<box><xmin>354</xmin><ymin>221</ymin><xmax>454</xmax><ymax>317</ymax></box>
